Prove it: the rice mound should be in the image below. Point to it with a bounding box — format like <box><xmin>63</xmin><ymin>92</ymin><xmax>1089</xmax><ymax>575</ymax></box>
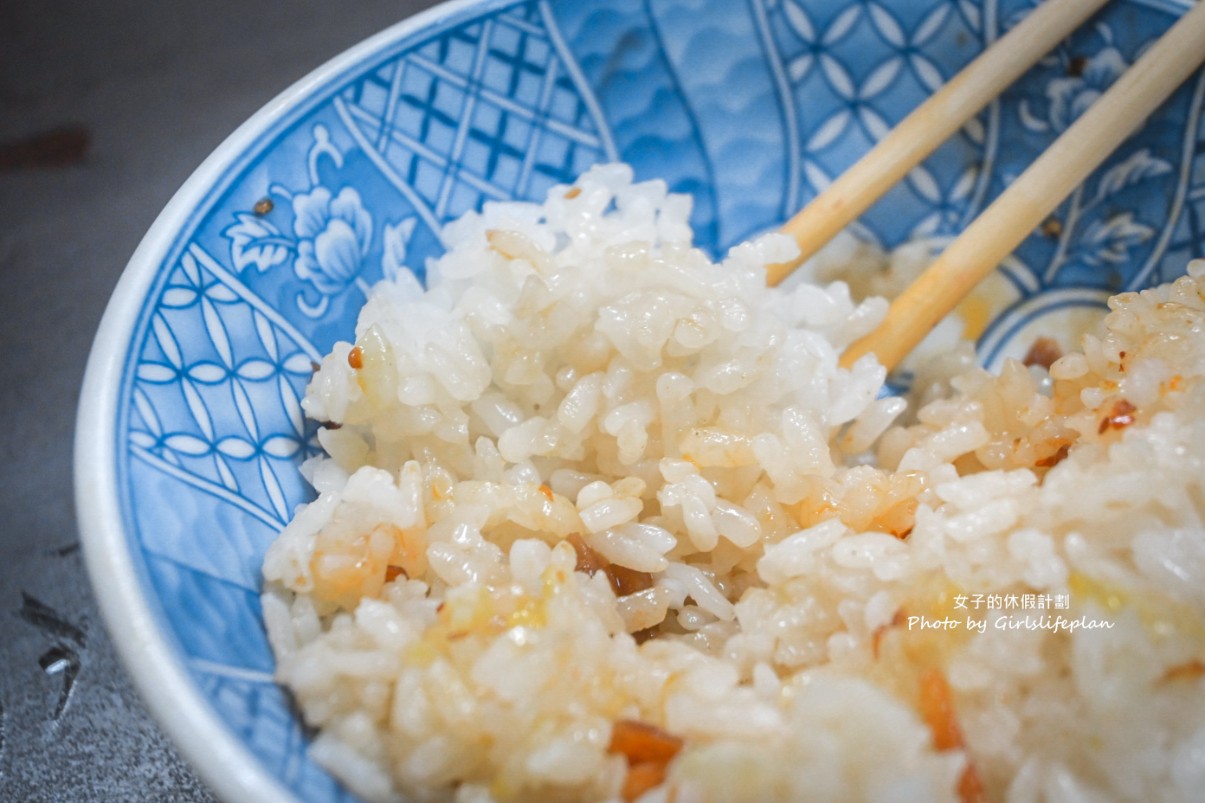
<box><xmin>262</xmin><ymin>164</ymin><xmax>1205</xmax><ymax>803</ymax></box>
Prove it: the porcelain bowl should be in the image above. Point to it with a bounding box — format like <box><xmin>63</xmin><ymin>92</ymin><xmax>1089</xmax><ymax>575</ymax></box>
<box><xmin>76</xmin><ymin>0</ymin><xmax>1205</xmax><ymax>800</ymax></box>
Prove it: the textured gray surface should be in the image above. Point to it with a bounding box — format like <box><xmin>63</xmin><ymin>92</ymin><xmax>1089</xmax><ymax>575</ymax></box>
<box><xmin>0</xmin><ymin>1</ymin><xmax>439</xmax><ymax>798</ymax></box>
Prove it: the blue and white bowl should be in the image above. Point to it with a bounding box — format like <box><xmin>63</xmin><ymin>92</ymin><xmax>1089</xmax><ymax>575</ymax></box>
<box><xmin>76</xmin><ymin>0</ymin><xmax>1205</xmax><ymax>800</ymax></box>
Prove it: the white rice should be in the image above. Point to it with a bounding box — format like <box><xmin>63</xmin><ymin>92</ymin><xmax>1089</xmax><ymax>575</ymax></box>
<box><xmin>263</xmin><ymin>164</ymin><xmax>1205</xmax><ymax>802</ymax></box>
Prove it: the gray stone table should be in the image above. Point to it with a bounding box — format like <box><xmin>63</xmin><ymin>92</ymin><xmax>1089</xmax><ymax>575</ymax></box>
<box><xmin>0</xmin><ymin>2</ymin><xmax>439</xmax><ymax>799</ymax></box>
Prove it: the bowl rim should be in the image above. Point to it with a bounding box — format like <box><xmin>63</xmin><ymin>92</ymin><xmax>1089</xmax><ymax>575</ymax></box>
<box><xmin>72</xmin><ymin>1</ymin><xmax>490</xmax><ymax>800</ymax></box>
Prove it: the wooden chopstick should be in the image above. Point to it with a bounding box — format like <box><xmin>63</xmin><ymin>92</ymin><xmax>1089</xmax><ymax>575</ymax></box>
<box><xmin>766</xmin><ymin>0</ymin><xmax>1113</xmax><ymax>286</ymax></box>
<box><xmin>840</xmin><ymin>0</ymin><xmax>1205</xmax><ymax>372</ymax></box>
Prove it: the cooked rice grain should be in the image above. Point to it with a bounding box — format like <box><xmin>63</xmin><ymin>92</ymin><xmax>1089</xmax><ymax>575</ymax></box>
<box><xmin>264</xmin><ymin>166</ymin><xmax>1205</xmax><ymax>803</ymax></box>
